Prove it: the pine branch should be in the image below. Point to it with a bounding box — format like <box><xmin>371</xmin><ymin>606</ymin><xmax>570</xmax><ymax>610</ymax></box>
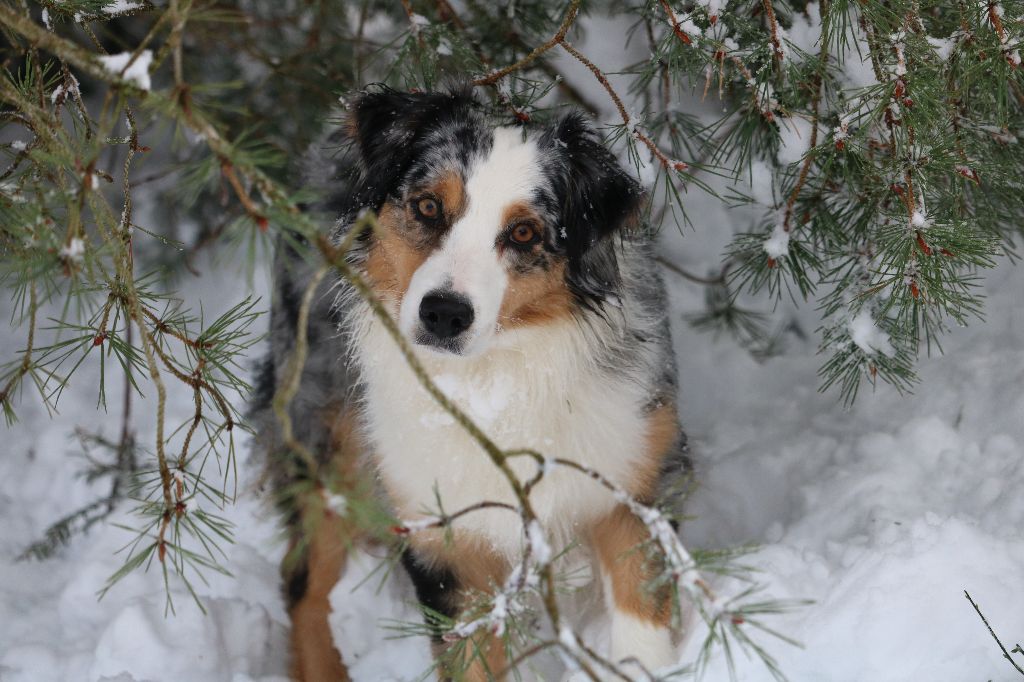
<box><xmin>472</xmin><ymin>0</ymin><xmax>582</xmax><ymax>87</ymax></box>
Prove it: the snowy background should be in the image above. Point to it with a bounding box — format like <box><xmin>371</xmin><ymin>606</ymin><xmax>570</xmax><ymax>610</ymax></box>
<box><xmin>2</xmin><ymin>8</ymin><xmax>1023</xmax><ymax>682</ymax></box>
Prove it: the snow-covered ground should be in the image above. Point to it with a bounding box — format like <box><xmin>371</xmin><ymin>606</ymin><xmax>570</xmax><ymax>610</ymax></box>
<box><xmin>3</xmin><ymin>11</ymin><xmax>1023</xmax><ymax>682</ymax></box>
<box><xmin>3</xmin><ymin>212</ymin><xmax>1023</xmax><ymax>682</ymax></box>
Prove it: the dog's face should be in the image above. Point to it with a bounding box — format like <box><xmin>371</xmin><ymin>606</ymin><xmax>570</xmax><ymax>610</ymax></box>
<box><xmin>347</xmin><ymin>90</ymin><xmax>642</xmax><ymax>356</ymax></box>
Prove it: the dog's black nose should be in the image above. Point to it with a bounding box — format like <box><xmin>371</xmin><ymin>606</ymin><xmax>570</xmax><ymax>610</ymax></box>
<box><xmin>419</xmin><ymin>292</ymin><xmax>474</xmax><ymax>339</ymax></box>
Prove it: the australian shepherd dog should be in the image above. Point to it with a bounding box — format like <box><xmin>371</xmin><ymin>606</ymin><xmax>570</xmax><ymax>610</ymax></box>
<box><xmin>254</xmin><ymin>88</ymin><xmax>689</xmax><ymax>681</ymax></box>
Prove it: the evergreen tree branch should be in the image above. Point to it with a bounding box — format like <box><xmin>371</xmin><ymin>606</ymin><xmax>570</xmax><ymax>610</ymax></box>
<box><xmin>558</xmin><ymin>39</ymin><xmax>688</xmax><ymax>170</ymax></box>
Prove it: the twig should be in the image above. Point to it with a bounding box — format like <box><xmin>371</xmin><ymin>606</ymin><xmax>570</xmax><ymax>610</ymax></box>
<box><xmin>440</xmin><ymin>0</ymin><xmax>601</xmax><ymax>115</ymax></box>
<box><xmin>0</xmin><ymin>4</ymin><xmax>304</xmax><ymax>220</ymax></box>
<box><xmin>558</xmin><ymin>40</ymin><xmax>687</xmax><ymax>170</ymax></box>
<box><xmin>220</xmin><ymin>160</ymin><xmax>267</xmax><ymax>230</ymax></box>
<box><xmin>392</xmin><ymin>500</ymin><xmax>518</xmax><ymax>534</ymax></box>
<box><xmin>658</xmin><ymin>0</ymin><xmax>693</xmax><ymax>45</ymax></box>
<box><xmin>655</xmin><ymin>255</ymin><xmax>728</xmax><ymax>286</ymax></box>
<box><xmin>472</xmin><ymin>0</ymin><xmax>582</xmax><ymax>86</ymax></box>
<box><xmin>0</xmin><ymin>282</ymin><xmax>37</xmax><ymax>410</ymax></box>
<box><xmin>965</xmin><ymin>591</ymin><xmax>1024</xmax><ymax>676</ymax></box>
<box><xmin>762</xmin><ymin>0</ymin><xmax>784</xmax><ymax>62</ymax></box>
<box><xmin>782</xmin><ymin>0</ymin><xmax>830</xmax><ymax>232</ymax></box>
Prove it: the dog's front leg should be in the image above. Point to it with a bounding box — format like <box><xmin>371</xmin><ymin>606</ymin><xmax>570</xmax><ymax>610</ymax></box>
<box><xmin>589</xmin><ymin>505</ymin><xmax>678</xmax><ymax>675</ymax></box>
<box><xmin>405</xmin><ymin>532</ymin><xmax>512</xmax><ymax>682</ymax></box>
<box><xmin>285</xmin><ymin>497</ymin><xmax>353</xmax><ymax>682</ymax></box>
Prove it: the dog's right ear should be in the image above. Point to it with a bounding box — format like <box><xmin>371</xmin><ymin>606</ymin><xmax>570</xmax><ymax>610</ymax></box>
<box><xmin>346</xmin><ymin>88</ymin><xmax>472</xmax><ymax>206</ymax></box>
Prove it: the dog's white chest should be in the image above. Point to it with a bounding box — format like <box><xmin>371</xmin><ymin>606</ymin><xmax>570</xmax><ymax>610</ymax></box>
<box><xmin>355</xmin><ymin>315</ymin><xmax>650</xmax><ymax>558</ymax></box>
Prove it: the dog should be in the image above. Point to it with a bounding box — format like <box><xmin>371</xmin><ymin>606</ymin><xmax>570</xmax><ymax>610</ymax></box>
<box><xmin>253</xmin><ymin>88</ymin><xmax>689</xmax><ymax>681</ymax></box>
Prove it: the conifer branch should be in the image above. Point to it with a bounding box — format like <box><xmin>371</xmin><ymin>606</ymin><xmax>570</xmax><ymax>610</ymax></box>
<box><xmin>558</xmin><ymin>39</ymin><xmax>688</xmax><ymax>171</ymax></box>
<box><xmin>782</xmin><ymin>0</ymin><xmax>830</xmax><ymax>233</ymax></box>
<box><xmin>761</xmin><ymin>0</ymin><xmax>784</xmax><ymax>63</ymax></box>
<box><xmin>0</xmin><ymin>282</ymin><xmax>37</xmax><ymax>418</ymax></box>
<box><xmin>472</xmin><ymin>0</ymin><xmax>582</xmax><ymax>86</ymax></box>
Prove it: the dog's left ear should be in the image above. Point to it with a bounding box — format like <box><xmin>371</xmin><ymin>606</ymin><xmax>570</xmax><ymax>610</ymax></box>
<box><xmin>542</xmin><ymin>112</ymin><xmax>644</xmax><ymax>306</ymax></box>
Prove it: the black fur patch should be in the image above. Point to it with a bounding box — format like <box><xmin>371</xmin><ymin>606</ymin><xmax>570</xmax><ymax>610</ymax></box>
<box><xmin>283</xmin><ymin>553</ymin><xmax>310</xmax><ymax>611</ymax></box>
<box><xmin>401</xmin><ymin>549</ymin><xmax>460</xmax><ymax>640</ymax></box>
<box><xmin>537</xmin><ymin>113</ymin><xmax>644</xmax><ymax>309</ymax></box>
<box><xmin>250</xmin><ymin>355</ymin><xmax>276</xmax><ymax>417</ymax></box>
<box><xmin>346</xmin><ymin>87</ymin><xmax>480</xmax><ymax>216</ymax></box>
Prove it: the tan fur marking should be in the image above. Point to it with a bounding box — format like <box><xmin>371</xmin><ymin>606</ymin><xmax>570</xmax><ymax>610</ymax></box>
<box><xmin>364</xmin><ymin>204</ymin><xmax>430</xmax><ymax>303</ymax></box>
<box><xmin>498</xmin><ymin>260</ymin><xmax>574</xmax><ymax>328</ymax></box>
<box><xmin>364</xmin><ymin>172</ymin><xmax>467</xmax><ymax>305</ymax></box>
<box><xmin>626</xmin><ymin>403</ymin><xmax>680</xmax><ymax>501</ymax></box>
<box><xmin>499</xmin><ymin>200</ymin><xmax>542</xmax><ymax>232</ymax></box>
<box><xmin>590</xmin><ymin>505</ymin><xmax>671</xmax><ymax>626</ymax></box>
<box><xmin>409</xmin><ymin>529</ymin><xmax>510</xmax><ymax>594</ymax></box>
<box><xmin>588</xmin><ymin>404</ymin><xmax>680</xmax><ymax>628</ymax></box>
<box><xmin>432</xmin><ymin>170</ymin><xmax>467</xmax><ymax>222</ymax></box>
<box><xmin>496</xmin><ymin>201</ymin><xmax>576</xmax><ymax>329</ymax></box>
<box><xmin>288</xmin><ymin>408</ymin><xmax>365</xmax><ymax>682</ymax></box>
<box><xmin>289</xmin><ymin>508</ymin><xmax>351</xmax><ymax>682</ymax></box>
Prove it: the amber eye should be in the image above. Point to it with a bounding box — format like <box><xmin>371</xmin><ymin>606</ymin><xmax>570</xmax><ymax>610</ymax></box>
<box><xmin>415</xmin><ymin>197</ymin><xmax>441</xmax><ymax>220</ymax></box>
<box><xmin>509</xmin><ymin>222</ymin><xmax>539</xmax><ymax>246</ymax></box>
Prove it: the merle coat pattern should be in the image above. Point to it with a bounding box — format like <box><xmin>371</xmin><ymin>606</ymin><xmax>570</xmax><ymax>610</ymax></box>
<box><xmin>252</xmin><ymin>88</ymin><xmax>689</xmax><ymax>681</ymax></box>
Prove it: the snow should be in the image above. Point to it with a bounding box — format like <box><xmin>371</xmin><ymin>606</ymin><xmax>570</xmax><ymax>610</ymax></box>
<box><xmin>97</xmin><ymin>51</ymin><xmax>153</xmax><ymax>91</ymax></box>
<box><xmin>101</xmin><ymin>0</ymin><xmax>145</xmax><ymax>15</ymax></box>
<box><xmin>763</xmin><ymin>222</ymin><xmax>791</xmax><ymax>258</ymax></box>
<box><xmin>527</xmin><ymin>519</ymin><xmax>552</xmax><ymax>566</ymax></box>
<box><xmin>51</xmin><ymin>73</ymin><xmax>81</xmax><ymax>104</ymax></box>
<box><xmin>7</xmin><ymin>226</ymin><xmax>1021</xmax><ymax>682</ymax></box>
<box><xmin>409</xmin><ymin>13</ymin><xmax>430</xmax><ymax>30</ymax></box>
<box><xmin>927</xmin><ymin>35</ymin><xmax>957</xmax><ymax>61</ymax></box>
<box><xmin>59</xmin><ymin>237</ymin><xmax>86</xmax><ymax>263</ymax></box>
<box><xmin>787</xmin><ymin>3</ymin><xmax>822</xmax><ymax>56</ymax></box>
<box><xmin>327</xmin><ymin>551</ymin><xmax>432</xmax><ymax>681</ymax></box>
<box><xmin>747</xmin><ymin>159</ymin><xmax>776</xmax><ymax>205</ymax></box>
<box><xmin>635</xmin><ymin>151</ymin><xmax>659</xmax><ymax>188</ymax></box>
<box><xmin>848</xmin><ymin>309</ymin><xmax>894</xmax><ymax>357</ymax></box>
<box><xmin>776</xmin><ymin>115</ymin><xmax>817</xmax><ymax>165</ymax></box>
<box><xmin>696</xmin><ymin>0</ymin><xmax>724</xmax><ymax>21</ymax></box>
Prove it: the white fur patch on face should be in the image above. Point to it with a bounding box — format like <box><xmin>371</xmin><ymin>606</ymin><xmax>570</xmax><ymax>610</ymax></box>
<box><xmin>398</xmin><ymin>127</ymin><xmax>543</xmax><ymax>355</ymax></box>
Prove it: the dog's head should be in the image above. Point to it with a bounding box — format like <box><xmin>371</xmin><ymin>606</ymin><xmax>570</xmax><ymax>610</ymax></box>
<box><xmin>345</xmin><ymin>89</ymin><xmax>643</xmax><ymax>356</ymax></box>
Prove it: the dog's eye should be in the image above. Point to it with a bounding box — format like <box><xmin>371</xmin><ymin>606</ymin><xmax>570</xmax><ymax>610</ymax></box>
<box><xmin>414</xmin><ymin>197</ymin><xmax>441</xmax><ymax>220</ymax></box>
<box><xmin>509</xmin><ymin>222</ymin><xmax>540</xmax><ymax>246</ymax></box>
